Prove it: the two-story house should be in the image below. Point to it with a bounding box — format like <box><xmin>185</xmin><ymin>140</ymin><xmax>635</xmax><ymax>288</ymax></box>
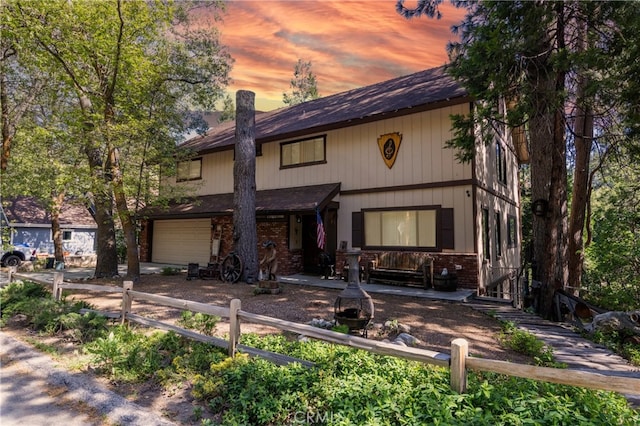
<box><xmin>138</xmin><ymin>66</ymin><xmax>524</xmax><ymax>295</ymax></box>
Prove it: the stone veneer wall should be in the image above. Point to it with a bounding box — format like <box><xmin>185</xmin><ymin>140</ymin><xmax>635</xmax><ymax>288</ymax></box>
<box><xmin>256</xmin><ymin>219</ymin><xmax>302</xmax><ymax>276</ymax></box>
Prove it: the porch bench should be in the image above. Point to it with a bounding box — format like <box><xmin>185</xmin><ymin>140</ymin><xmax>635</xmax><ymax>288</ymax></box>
<box><xmin>367</xmin><ymin>252</ymin><xmax>434</xmax><ymax>289</ymax></box>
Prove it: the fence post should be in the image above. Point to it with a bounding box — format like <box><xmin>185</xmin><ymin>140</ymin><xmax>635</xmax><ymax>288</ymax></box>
<box><xmin>52</xmin><ymin>272</ymin><xmax>64</xmax><ymax>301</ymax></box>
<box><xmin>450</xmin><ymin>338</ymin><xmax>468</xmax><ymax>393</ymax></box>
<box><xmin>121</xmin><ymin>281</ymin><xmax>133</xmax><ymax>325</ymax></box>
<box><xmin>8</xmin><ymin>266</ymin><xmax>17</xmax><ymax>282</ymax></box>
<box><xmin>229</xmin><ymin>298</ymin><xmax>241</xmax><ymax>357</ymax></box>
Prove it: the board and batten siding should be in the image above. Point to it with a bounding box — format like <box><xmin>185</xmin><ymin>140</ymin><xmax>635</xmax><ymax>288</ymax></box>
<box><xmin>170</xmin><ymin>103</ymin><xmax>475</xmax><ymax>253</ymax></box>
<box><xmin>175</xmin><ymin>103</ymin><xmax>471</xmax><ymax>196</ymax></box>
<box><xmin>152</xmin><ymin>219</ymin><xmax>211</xmax><ymax>265</ymax></box>
<box><xmin>474</xmin><ymin>118</ymin><xmax>523</xmax><ymax>291</ymax></box>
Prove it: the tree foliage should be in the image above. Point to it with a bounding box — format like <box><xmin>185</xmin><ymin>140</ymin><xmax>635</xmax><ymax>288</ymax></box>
<box><xmin>4</xmin><ymin>0</ymin><xmax>232</xmax><ymax>278</ymax></box>
<box><xmin>218</xmin><ymin>94</ymin><xmax>236</xmax><ymax>123</ymax></box>
<box><xmin>584</xmin><ymin>152</ymin><xmax>640</xmax><ymax>311</ymax></box>
<box><xmin>397</xmin><ymin>0</ymin><xmax>640</xmax><ymax>317</ymax></box>
<box><xmin>282</xmin><ymin>59</ymin><xmax>320</xmax><ymax>106</ymax></box>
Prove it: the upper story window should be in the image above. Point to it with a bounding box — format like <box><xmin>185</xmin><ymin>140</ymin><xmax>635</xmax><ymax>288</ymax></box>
<box><xmin>280</xmin><ymin>135</ymin><xmax>326</xmax><ymax>168</ymax></box>
<box><xmin>176</xmin><ymin>158</ymin><xmax>202</xmax><ymax>182</ymax></box>
<box><xmin>496</xmin><ymin>141</ymin><xmax>507</xmax><ymax>185</ymax></box>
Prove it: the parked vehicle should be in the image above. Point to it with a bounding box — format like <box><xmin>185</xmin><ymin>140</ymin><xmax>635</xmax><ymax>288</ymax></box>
<box><xmin>1</xmin><ymin>244</ymin><xmax>37</xmax><ymax>267</ymax></box>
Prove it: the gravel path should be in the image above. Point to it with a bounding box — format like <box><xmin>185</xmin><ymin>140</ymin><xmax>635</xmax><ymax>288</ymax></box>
<box><xmin>0</xmin><ymin>332</ymin><xmax>177</xmax><ymax>426</ymax></box>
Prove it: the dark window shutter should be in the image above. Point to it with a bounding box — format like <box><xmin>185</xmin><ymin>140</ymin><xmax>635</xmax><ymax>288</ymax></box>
<box><xmin>441</xmin><ymin>208</ymin><xmax>454</xmax><ymax>249</ymax></box>
<box><xmin>352</xmin><ymin>211</ymin><xmax>363</xmax><ymax>248</ymax></box>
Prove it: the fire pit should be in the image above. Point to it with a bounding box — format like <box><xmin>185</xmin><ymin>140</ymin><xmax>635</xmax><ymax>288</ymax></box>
<box><xmin>334</xmin><ymin>250</ymin><xmax>374</xmax><ymax>336</ymax></box>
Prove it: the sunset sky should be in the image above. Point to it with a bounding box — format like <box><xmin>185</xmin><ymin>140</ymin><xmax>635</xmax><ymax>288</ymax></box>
<box><xmin>216</xmin><ymin>1</ymin><xmax>466</xmax><ymax>111</ymax></box>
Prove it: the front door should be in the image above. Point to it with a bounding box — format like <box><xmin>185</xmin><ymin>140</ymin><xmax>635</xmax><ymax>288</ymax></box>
<box><xmin>302</xmin><ymin>214</ymin><xmax>322</xmax><ymax>274</ymax></box>
<box><xmin>301</xmin><ymin>209</ymin><xmax>337</xmax><ymax>275</ymax></box>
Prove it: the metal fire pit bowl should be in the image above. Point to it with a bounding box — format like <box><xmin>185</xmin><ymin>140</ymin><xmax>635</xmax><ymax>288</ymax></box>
<box><xmin>334</xmin><ymin>308</ymin><xmax>372</xmax><ymax>332</ymax></box>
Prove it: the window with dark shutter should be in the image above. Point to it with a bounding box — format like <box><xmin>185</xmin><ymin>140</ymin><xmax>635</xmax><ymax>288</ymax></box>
<box><xmin>441</xmin><ymin>208</ymin><xmax>454</xmax><ymax>249</ymax></box>
<box><xmin>351</xmin><ymin>211</ymin><xmax>363</xmax><ymax>248</ymax></box>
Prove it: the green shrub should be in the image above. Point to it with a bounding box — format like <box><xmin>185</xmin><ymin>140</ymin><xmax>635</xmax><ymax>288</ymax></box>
<box><xmin>0</xmin><ymin>281</ymin><xmax>50</xmax><ymax>323</ymax></box>
<box><xmin>58</xmin><ymin>311</ymin><xmax>108</xmax><ymax>343</ymax></box>
<box><xmin>84</xmin><ymin>325</ymin><xmax>174</xmax><ymax>381</ymax></box>
<box><xmin>330</xmin><ymin>324</ymin><xmax>349</xmax><ymax>334</ymax></box>
<box><xmin>587</xmin><ymin>329</ymin><xmax>640</xmax><ymax>367</ymax></box>
<box><xmin>0</xmin><ymin>281</ymin><xmax>102</xmax><ymax>338</ymax></box>
<box><xmin>582</xmin><ymin>281</ymin><xmax>640</xmax><ymax>312</ymax></box>
<box><xmin>161</xmin><ymin>266</ymin><xmax>182</xmax><ymax>276</ymax></box>
<box><xmin>622</xmin><ymin>342</ymin><xmax>640</xmax><ymax>366</ymax></box>
<box><xmin>498</xmin><ymin>321</ymin><xmax>562</xmax><ymax>367</ymax></box>
<box><xmin>177</xmin><ymin>311</ymin><xmax>220</xmax><ymax>336</ymax></box>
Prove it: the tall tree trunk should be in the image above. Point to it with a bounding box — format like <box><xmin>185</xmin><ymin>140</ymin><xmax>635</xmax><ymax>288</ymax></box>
<box><xmin>110</xmin><ymin>145</ymin><xmax>140</xmax><ymax>281</ymax></box>
<box><xmin>568</xmin><ymin>13</ymin><xmax>593</xmax><ymax>294</ymax></box>
<box><xmin>51</xmin><ymin>192</ymin><xmax>65</xmax><ymax>263</ymax></box>
<box><xmin>0</xmin><ymin>73</ymin><xmax>12</xmax><ymax>172</ymax></box>
<box><xmin>568</xmin><ymin>90</ymin><xmax>593</xmax><ymax>294</ymax></box>
<box><xmin>530</xmin><ymin>3</ymin><xmax>569</xmax><ymax>319</ymax></box>
<box><xmin>79</xmin><ymin>93</ymin><xmax>119</xmax><ymax>278</ymax></box>
<box><xmin>233</xmin><ymin>90</ymin><xmax>258</xmax><ymax>283</ymax></box>
<box><xmin>84</xmin><ymin>140</ymin><xmax>119</xmax><ymax>278</ymax></box>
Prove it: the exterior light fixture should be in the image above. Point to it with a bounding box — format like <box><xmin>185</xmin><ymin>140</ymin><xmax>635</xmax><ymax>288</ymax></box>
<box><xmin>532</xmin><ymin>199</ymin><xmax>549</xmax><ymax>217</ymax></box>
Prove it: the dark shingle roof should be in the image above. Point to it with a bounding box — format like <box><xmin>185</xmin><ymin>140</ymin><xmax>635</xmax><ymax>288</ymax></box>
<box><xmin>3</xmin><ymin>196</ymin><xmax>96</xmax><ymax>227</ymax></box>
<box><xmin>141</xmin><ymin>183</ymin><xmax>341</xmax><ymax>219</ymax></box>
<box><xmin>181</xmin><ymin>66</ymin><xmax>469</xmax><ymax>155</ymax></box>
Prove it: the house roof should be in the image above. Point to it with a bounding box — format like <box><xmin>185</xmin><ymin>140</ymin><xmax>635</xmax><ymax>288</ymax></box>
<box><xmin>180</xmin><ymin>66</ymin><xmax>469</xmax><ymax>155</ymax></box>
<box><xmin>141</xmin><ymin>183</ymin><xmax>341</xmax><ymax>220</ymax></box>
<box><xmin>2</xmin><ymin>196</ymin><xmax>96</xmax><ymax>227</ymax></box>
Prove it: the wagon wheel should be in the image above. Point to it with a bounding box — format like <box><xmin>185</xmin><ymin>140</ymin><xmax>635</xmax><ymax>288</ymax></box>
<box><xmin>220</xmin><ymin>252</ymin><xmax>243</xmax><ymax>283</ymax></box>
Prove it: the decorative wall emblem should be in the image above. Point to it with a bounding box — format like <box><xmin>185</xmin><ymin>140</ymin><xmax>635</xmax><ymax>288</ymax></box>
<box><xmin>377</xmin><ymin>132</ymin><xmax>402</xmax><ymax>169</ymax></box>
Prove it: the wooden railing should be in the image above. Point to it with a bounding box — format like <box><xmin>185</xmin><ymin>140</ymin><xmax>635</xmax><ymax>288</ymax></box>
<box><xmin>8</xmin><ymin>269</ymin><xmax>640</xmax><ymax>396</ymax></box>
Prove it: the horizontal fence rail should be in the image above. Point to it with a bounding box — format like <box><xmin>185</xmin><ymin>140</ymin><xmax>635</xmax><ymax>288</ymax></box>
<box><xmin>466</xmin><ymin>357</ymin><xmax>639</xmax><ymax>395</ymax></box>
<box><xmin>236</xmin><ymin>309</ymin><xmax>450</xmax><ymax>368</ymax></box>
<box><xmin>8</xmin><ymin>269</ymin><xmax>640</xmax><ymax>397</ymax></box>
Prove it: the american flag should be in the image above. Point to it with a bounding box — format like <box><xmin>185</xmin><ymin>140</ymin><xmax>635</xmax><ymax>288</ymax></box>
<box><xmin>316</xmin><ymin>209</ymin><xmax>326</xmax><ymax>250</ymax></box>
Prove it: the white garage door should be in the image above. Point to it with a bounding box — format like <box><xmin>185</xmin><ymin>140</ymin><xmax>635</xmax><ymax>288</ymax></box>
<box><xmin>152</xmin><ymin>219</ymin><xmax>211</xmax><ymax>265</ymax></box>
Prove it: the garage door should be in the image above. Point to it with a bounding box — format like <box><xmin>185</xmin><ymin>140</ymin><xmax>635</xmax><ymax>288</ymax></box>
<box><xmin>152</xmin><ymin>219</ymin><xmax>211</xmax><ymax>265</ymax></box>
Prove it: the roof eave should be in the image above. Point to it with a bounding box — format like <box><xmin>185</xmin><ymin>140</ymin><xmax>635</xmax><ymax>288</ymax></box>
<box><xmin>194</xmin><ymin>95</ymin><xmax>472</xmax><ymax>156</ymax></box>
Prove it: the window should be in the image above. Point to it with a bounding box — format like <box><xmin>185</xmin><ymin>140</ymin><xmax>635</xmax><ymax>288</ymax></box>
<box><xmin>496</xmin><ymin>141</ymin><xmax>507</xmax><ymax>184</ymax></box>
<box><xmin>495</xmin><ymin>211</ymin><xmax>502</xmax><ymax>258</ymax></box>
<box><xmin>507</xmin><ymin>215</ymin><xmax>517</xmax><ymax>247</ymax></box>
<box><xmin>363</xmin><ymin>209</ymin><xmax>437</xmax><ymax>248</ymax></box>
<box><xmin>176</xmin><ymin>158</ymin><xmax>202</xmax><ymax>182</ymax></box>
<box><xmin>62</xmin><ymin>230</ymin><xmax>73</xmax><ymax>241</ymax></box>
<box><xmin>482</xmin><ymin>208</ymin><xmax>490</xmax><ymax>260</ymax></box>
<box><xmin>281</xmin><ymin>136</ymin><xmax>326</xmax><ymax>168</ymax></box>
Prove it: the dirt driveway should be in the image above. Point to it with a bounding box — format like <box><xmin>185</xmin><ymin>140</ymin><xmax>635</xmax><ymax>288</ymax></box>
<box><xmin>67</xmin><ymin>272</ymin><xmax>531</xmax><ymax>363</ymax></box>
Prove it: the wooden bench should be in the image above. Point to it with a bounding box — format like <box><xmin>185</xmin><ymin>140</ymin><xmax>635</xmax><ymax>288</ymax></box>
<box><xmin>366</xmin><ymin>252</ymin><xmax>434</xmax><ymax>289</ymax></box>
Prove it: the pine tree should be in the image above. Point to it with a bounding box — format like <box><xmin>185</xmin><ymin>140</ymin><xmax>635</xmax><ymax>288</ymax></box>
<box><xmin>282</xmin><ymin>59</ymin><xmax>320</xmax><ymax>106</ymax></box>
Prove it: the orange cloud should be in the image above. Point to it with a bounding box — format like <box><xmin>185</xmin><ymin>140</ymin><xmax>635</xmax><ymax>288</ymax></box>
<box><xmin>219</xmin><ymin>1</ymin><xmax>466</xmax><ymax>110</ymax></box>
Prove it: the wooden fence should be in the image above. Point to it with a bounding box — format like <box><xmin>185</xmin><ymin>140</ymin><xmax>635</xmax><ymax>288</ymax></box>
<box><xmin>8</xmin><ymin>269</ymin><xmax>640</xmax><ymax>397</ymax></box>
